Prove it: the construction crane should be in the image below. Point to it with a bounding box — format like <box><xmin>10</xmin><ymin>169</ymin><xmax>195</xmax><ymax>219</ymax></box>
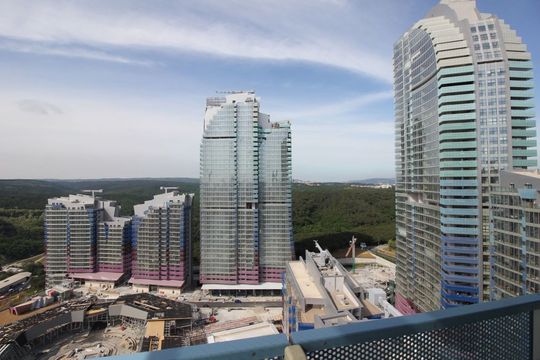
<box><xmin>345</xmin><ymin>235</ymin><xmax>357</xmax><ymax>274</ymax></box>
<box><xmin>82</xmin><ymin>189</ymin><xmax>103</xmax><ymax>198</ymax></box>
<box><xmin>160</xmin><ymin>186</ymin><xmax>178</xmax><ymax>193</ymax></box>
<box><xmin>313</xmin><ymin>240</ymin><xmax>325</xmax><ymax>253</ymax></box>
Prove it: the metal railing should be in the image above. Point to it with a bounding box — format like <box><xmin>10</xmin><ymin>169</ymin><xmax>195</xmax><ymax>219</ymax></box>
<box><xmin>111</xmin><ymin>294</ymin><xmax>540</xmax><ymax>360</ymax></box>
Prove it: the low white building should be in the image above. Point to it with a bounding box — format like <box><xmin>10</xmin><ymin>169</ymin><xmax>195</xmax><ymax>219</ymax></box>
<box><xmin>283</xmin><ymin>243</ymin><xmax>401</xmax><ymax>336</ymax></box>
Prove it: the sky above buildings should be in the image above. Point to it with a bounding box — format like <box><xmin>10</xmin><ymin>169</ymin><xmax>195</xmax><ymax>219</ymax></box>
<box><xmin>0</xmin><ymin>0</ymin><xmax>538</xmax><ymax>181</ymax></box>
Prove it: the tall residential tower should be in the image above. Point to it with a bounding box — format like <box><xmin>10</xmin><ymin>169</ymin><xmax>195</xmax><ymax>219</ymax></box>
<box><xmin>490</xmin><ymin>170</ymin><xmax>540</xmax><ymax>299</ymax></box>
<box><xmin>45</xmin><ymin>194</ymin><xmax>131</xmax><ymax>288</ymax></box>
<box><xmin>200</xmin><ymin>91</ymin><xmax>293</xmax><ymax>285</ymax></box>
<box><xmin>130</xmin><ymin>191</ymin><xmax>193</xmax><ymax>294</ymax></box>
<box><xmin>394</xmin><ymin>0</ymin><xmax>536</xmax><ymax>312</ymax></box>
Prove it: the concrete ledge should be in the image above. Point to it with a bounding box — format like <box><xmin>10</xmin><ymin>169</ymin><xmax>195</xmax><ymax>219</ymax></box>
<box><xmin>284</xmin><ymin>345</ymin><xmax>307</xmax><ymax>360</ymax></box>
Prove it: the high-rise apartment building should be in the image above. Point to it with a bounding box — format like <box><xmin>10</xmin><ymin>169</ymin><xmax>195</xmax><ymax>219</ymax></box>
<box><xmin>394</xmin><ymin>0</ymin><xmax>536</xmax><ymax>312</ymax></box>
<box><xmin>491</xmin><ymin>170</ymin><xmax>540</xmax><ymax>299</ymax></box>
<box><xmin>45</xmin><ymin>194</ymin><xmax>131</xmax><ymax>288</ymax></box>
<box><xmin>200</xmin><ymin>91</ymin><xmax>293</xmax><ymax>285</ymax></box>
<box><xmin>130</xmin><ymin>191</ymin><xmax>193</xmax><ymax>294</ymax></box>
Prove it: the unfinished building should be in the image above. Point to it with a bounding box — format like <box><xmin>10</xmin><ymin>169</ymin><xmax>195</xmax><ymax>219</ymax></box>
<box><xmin>283</xmin><ymin>242</ymin><xmax>402</xmax><ymax>336</ymax></box>
<box><xmin>200</xmin><ymin>92</ymin><xmax>293</xmax><ymax>286</ymax></box>
<box><xmin>130</xmin><ymin>191</ymin><xmax>194</xmax><ymax>295</ymax></box>
<box><xmin>45</xmin><ymin>193</ymin><xmax>131</xmax><ymax>289</ymax></box>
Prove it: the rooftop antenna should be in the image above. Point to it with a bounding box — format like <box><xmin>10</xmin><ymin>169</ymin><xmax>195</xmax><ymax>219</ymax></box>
<box><xmin>345</xmin><ymin>235</ymin><xmax>357</xmax><ymax>274</ymax></box>
<box><xmin>82</xmin><ymin>189</ymin><xmax>103</xmax><ymax>199</ymax></box>
<box><xmin>160</xmin><ymin>186</ymin><xmax>178</xmax><ymax>194</ymax></box>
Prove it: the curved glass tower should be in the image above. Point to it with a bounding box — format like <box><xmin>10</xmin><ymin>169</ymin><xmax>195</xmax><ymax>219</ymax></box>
<box><xmin>200</xmin><ymin>91</ymin><xmax>293</xmax><ymax>285</ymax></box>
<box><xmin>394</xmin><ymin>0</ymin><xmax>536</xmax><ymax>312</ymax></box>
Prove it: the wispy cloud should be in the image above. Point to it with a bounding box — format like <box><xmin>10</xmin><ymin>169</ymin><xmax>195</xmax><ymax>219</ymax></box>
<box><xmin>0</xmin><ymin>0</ymin><xmax>413</xmax><ymax>82</ymax></box>
<box><xmin>17</xmin><ymin>99</ymin><xmax>63</xmax><ymax>115</ymax></box>
<box><xmin>281</xmin><ymin>90</ymin><xmax>393</xmax><ymax>119</ymax></box>
<box><xmin>0</xmin><ymin>39</ymin><xmax>155</xmax><ymax>66</ymax></box>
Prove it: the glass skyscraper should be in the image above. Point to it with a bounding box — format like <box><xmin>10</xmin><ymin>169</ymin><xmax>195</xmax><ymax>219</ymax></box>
<box><xmin>394</xmin><ymin>0</ymin><xmax>536</xmax><ymax>312</ymax></box>
<box><xmin>200</xmin><ymin>91</ymin><xmax>293</xmax><ymax>285</ymax></box>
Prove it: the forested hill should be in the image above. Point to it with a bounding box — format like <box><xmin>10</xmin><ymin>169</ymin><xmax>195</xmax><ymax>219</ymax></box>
<box><xmin>0</xmin><ymin>179</ymin><xmax>394</xmax><ymax>266</ymax></box>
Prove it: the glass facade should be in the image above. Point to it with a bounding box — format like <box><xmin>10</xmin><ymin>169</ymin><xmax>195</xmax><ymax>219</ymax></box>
<box><xmin>491</xmin><ymin>178</ymin><xmax>540</xmax><ymax>299</ymax></box>
<box><xmin>395</xmin><ymin>28</ymin><xmax>442</xmax><ymax>313</ymax></box>
<box><xmin>394</xmin><ymin>0</ymin><xmax>536</xmax><ymax>312</ymax></box>
<box><xmin>200</xmin><ymin>92</ymin><xmax>293</xmax><ymax>284</ymax></box>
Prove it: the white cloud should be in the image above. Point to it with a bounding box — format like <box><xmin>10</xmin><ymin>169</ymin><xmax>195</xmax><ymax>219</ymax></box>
<box><xmin>279</xmin><ymin>91</ymin><xmax>393</xmax><ymax>120</ymax></box>
<box><xmin>0</xmin><ymin>39</ymin><xmax>155</xmax><ymax>66</ymax></box>
<box><xmin>0</xmin><ymin>0</ymin><xmax>419</xmax><ymax>180</ymax></box>
<box><xmin>0</xmin><ymin>92</ymin><xmax>202</xmax><ymax>179</ymax></box>
<box><xmin>17</xmin><ymin>99</ymin><xmax>63</xmax><ymax>115</ymax></box>
<box><xmin>0</xmin><ymin>0</ymin><xmax>413</xmax><ymax>83</ymax></box>
<box><xmin>0</xmin><ymin>88</ymin><xmax>394</xmax><ymax>181</ymax></box>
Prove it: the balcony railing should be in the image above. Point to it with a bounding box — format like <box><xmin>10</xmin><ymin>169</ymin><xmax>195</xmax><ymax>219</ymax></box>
<box><xmin>111</xmin><ymin>294</ymin><xmax>540</xmax><ymax>360</ymax></box>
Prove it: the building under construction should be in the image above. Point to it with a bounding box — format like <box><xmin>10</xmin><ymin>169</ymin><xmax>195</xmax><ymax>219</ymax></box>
<box><xmin>0</xmin><ymin>294</ymin><xmax>198</xmax><ymax>360</ymax></box>
<box><xmin>130</xmin><ymin>191</ymin><xmax>194</xmax><ymax>295</ymax></box>
<box><xmin>44</xmin><ymin>193</ymin><xmax>132</xmax><ymax>289</ymax></box>
<box><xmin>200</xmin><ymin>92</ymin><xmax>293</xmax><ymax>286</ymax></box>
<box><xmin>283</xmin><ymin>243</ymin><xmax>402</xmax><ymax>336</ymax></box>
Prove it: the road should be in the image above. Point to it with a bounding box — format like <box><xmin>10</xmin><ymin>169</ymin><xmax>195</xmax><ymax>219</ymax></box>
<box><xmin>2</xmin><ymin>253</ymin><xmax>45</xmax><ymax>270</ymax></box>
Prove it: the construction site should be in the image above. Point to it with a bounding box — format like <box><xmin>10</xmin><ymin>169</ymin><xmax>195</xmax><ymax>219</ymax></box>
<box><xmin>0</xmin><ymin>293</ymin><xmax>203</xmax><ymax>360</ymax></box>
<box><xmin>0</xmin><ymin>291</ymin><xmax>288</xmax><ymax>360</ymax></box>
<box><xmin>0</xmin><ymin>237</ymin><xmax>398</xmax><ymax>360</ymax></box>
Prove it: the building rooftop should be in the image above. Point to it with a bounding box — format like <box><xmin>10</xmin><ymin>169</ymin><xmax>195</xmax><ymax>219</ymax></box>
<box><xmin>70</xmin><ymin>272</ymin><xmax>124</xmax><ymax>282</ymax></box>
<box><xmin>201</xmin><ymin>282</ymin><xmax>282</xmax><ymax>291</ymax></box>
<box><xmin>128</xmin><ymin>278</ymin><xmax>185</xmax><ymax>288</ymax></box>
<box><xmin>207</xmin><ymin>322</ymin><xmax>279</xmax><ymax>344</ymax></box>
<box><xmin>47</xmin><ymin>194</ymin><xmax>97</xmax><ymax>208</ymax></box>
<box><xmin>133</xmin><ymin>192</ymin><xmax>193</xmax><ymax>217</ymax></box>
<box><xmin>0</xmin><ymin>272</ymin><xmax>31</xmax><ymax>291</ymax></box>
<box><xmin>288</xmin><ymin>261</ymin><xmax>325</xmax><ymax>301</ymax></box>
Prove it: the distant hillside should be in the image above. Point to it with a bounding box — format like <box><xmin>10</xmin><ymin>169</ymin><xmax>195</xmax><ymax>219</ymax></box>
<box><xmin>0</xmin><ymin>178</ymin><xmax>198</xmax><ymax>213</ymax></box>
<box><xmin>0</xmin><ymin>179</ymin><xmax>395</xmax><ymax>266</ymax></box>
<box><xmin>348</xmin><ymin>178</ymin><xmax>395</xmax><ymax>185</ymax></box>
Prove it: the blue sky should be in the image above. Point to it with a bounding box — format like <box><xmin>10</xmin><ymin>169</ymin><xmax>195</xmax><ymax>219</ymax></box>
<box><xmin>0</xmin><ymin>0</ymin><xmax>538</xmax><ymax>181</ymax></box>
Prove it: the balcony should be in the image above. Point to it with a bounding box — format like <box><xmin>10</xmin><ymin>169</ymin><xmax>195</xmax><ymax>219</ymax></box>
<box><xmin>111</xmin><ymin>294</ymin><xmax>540</xmax><ymax>360</ymax></box>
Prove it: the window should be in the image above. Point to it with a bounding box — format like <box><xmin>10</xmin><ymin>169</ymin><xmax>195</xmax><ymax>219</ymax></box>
<box><xmin>483</xmin><ymin>42</ymin><xmax>491</xmax><ymax>49</ymax></box>
<box><xmin>473</xmin><ymin>35</ymin><xmax>479</xmax><ymax>41</ymax></box>
<box><xmin>479</xmin><ymin>25</ymin><xmax>487</xmax><ymax>32</ymax></box>
<box><xmin>492</xmin><ymin>41</ymin><xmax>499</xmax><ymax>48</ymax></box>
<box><xmin>490</xmin><ymin>32</ymin><xmax>497</xmax><ymax>39</ymax></box>
<box><xmin>488</xmin><ymin>24</ymin><xmax>495</xmax><ymax>30</ymax></box>
<box><xmin>471</xmin><ymin>27</ymin><xmax>477</xmax><ymax>33</ymax></box>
